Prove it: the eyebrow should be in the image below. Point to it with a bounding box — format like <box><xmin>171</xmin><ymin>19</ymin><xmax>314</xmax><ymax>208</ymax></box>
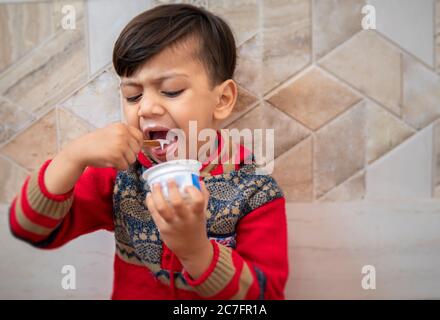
<box><xmin>120</xmin><ymin>72</ymin><xmax>189</xmax><ymax>87</ymax></box>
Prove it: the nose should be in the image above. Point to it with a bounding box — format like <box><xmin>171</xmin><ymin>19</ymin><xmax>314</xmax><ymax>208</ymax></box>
<box><xmin>137</xmin><ymin>95</ymin><xmax>166</xmax><ymax>118</ymax></box>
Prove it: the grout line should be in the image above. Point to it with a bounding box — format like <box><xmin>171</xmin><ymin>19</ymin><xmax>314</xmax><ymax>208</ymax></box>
<box><xmin>316</xmin><ymin>63</ymin><xmax>404</xmax><ymax>120</ymax></box>
<box><xmin>58</xmin><ymin>105</ymin><xmax>98</xmax><ymax>131</ymax></box>
<box><xmin>372</xmin><ymin>29</ymin><xmax>437</xmax><ymax>72</ymax></box>
<box><xmin>0</xmin><ymin>105</ymin><xmax>57</xmax><ymax>150</ymax></box>
<box><xmin>367</xmin><ymin>121</ymin><xmax>436</xmax><ymax>171</ymax></box>
<box><xmin>316</xmin><ymin>168</ymin><xmax>366</xmax><ymax>202</ymax></box>
<box><xmin>0</xmin><ymin>152</ymin><xmax>30</xmax><ymax>174</ymax></box>
<box><xmin>263</xmin><ymin>64</ymin><xmax>315</xmax><ymax>100</ymax></box>
<box><xmin>264</xmin><ymin>99</ymin><xmax>313</xmax><ymax>135</ymax></box>
<box><xmin>318</xmin><ymin>64</ymin><xmax>418</xmax><ymax>134</ymax></box>
<box><xmin>315</xmin><ymin>29</ymin><xmax>363</xmax><ymax>66</ymax></box>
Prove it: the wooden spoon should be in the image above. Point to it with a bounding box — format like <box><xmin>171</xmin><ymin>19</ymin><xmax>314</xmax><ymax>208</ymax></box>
<box><xmin>143</xmin><ymin>139</ymin><xmax>171</xmax><ymax>148</ymax></box>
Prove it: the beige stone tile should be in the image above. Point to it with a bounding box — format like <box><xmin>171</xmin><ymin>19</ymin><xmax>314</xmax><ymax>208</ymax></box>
<box><xmin>226</xmin><ymin>101</ymin><xmax>310</xmax><ymax>160</ymax></box>
<box><xmin>234</xmin><ymin>34</ymin><xmax>262</xmax><ymax>97</ymax></box>
<box><xmin>0</xmin><ymin>110</ymin><xmax>57</xmax><ymax>172</ymax></box>
<box><xmin>0</xmin><ymin>156</ymin><xmax>29</xmax><ymax>205</ymax></box>
<box><xmin>208</xmin><ymin>0</ymin><xmax>258</xmax><ymax>46</ymax></box>
<box><xmin>57</xmin><ymin>108</ymin><xmax>95</xmax><ymax>151</ymax></box>
<box><xmin>313</xmin><ymin>0</ymin><xmax>365</xmax><ymax>59</ymax></box>
<box><xmin>0</xmin><ymin>98</ymin><xmax>35</xmax><ymax>146</ymax></box>
<box><xmin>267</xmin><ymin>68</ymin><xmax>361</xmax><ymax>130</ymax></box>
<box><xmin>434</xmin><ymin>120</ymin><xmax>440</xmax><ymax>197</ymax></box>
<box><xmin>366</xmin><ymin>100</ymin><xmax>414</xmax><ymax>164</ymax></box>
<box><xmin>0</xmin><ymin>1</ymin><xmax>87</xmax><ymax>117</ymax></box>
<box><xmin>320</xmin><ymin>31</ymin><xmax>401</xmax><ymax>116</ymax></box>
<box><xmin>0</xmin><ymin>2</ymin><xmax>54</xmax><ymax>73</ymax></box>
<box><xmin>402</xmin><ymin>54</ymin><xmax>440</xmax><ymax>130</ymax></box>
<box><xmin>61</xmin><ymin>70</ymin><xmax>122</xmax><ymax>128</ymax></box>
<box><xmin>435</xmin><ymin>185</ymin><xmax>440</xmax><ymax>198</ymax></box>
<box><xmin>314</xmin><ymin>102</ymin><xmax>366</xmax><ymax>198</ymax></box>
<box><xmin>318</xmin><ymin>170</ymin><xmax>365</xmax><ymax>202</ymax></box>
<box><xmin>220</xmin><ymin>85</ymin><xmax>258</xmax><ymax>128</ymax></box>
<box><xmin>286</xmin><ymin>201</ymin><xmax>440</xmax><ymax>299</ymax></box>
<box><xmin>262</xmin><ymin>0</ymin><xmax>311</xmax><ymax>94</ymax></box>
<box><xmin>436</xmin><ymin>0</ymin><xmax>440</xmax><ymax>73</ymax></box>
<box><xmin>270</xmin><ymin>137</ymin><xmax>313</xmax><ymax>202</ymax></box>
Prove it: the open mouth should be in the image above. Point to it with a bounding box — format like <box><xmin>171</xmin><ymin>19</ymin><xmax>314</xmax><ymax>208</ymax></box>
<box><xmin>143</xmin><ymin>126</ymin><xmax>179</xmax><ymax>159</ymax></box>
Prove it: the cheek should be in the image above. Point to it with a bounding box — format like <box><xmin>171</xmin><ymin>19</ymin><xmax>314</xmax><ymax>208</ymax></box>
<box><xmin>123</xmin><ymin>105</ymin><xmax>140</xmax><ymax>127</ymax></box>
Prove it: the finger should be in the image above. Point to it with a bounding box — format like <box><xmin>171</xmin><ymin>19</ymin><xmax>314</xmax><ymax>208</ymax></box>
<box><xmin>146</xmin><ymin>192</ymin><xmax>166</xmax><ymax>228</ymax></box>
<box><xmin>122</xmin><ymin>148</ymin><xmax>136</xmax><ymax>167</ymax></box>
<box><xmin>115</xmin><ymin>155</ymin><xmax>130</xmax><ymax>171</ymax></box>
<box><xmin>200</xmin><ymin>180</ymin><xmax>210</xmax><ymax>211</ymax></box>
<box><xmin>167</xmin><ymin>179</ymin><xmax>189</xmax><ymax>218</ymax></box>
<box><xmin>128</xmin><ymin>136</ymin><xmax>141</xmax><ymax>154</ymax></box>
<box><xmin>124</xmin><ymin>138</ymin><xmax>140</xmax><ymax>164</ymax></box>
<box><xmin>151</xmin><ymin>183</ymin><xmax>174</xmax><ymax>222</ymax></box>
<box><xmin>127</xmin><ymin>125</ymin><xmax>144</xmax><ymax>145</ymax></box>
<box><xmin>185</xmin><ymin>185</ymin><xmax>206</xmax><ymax>216</ymax></box>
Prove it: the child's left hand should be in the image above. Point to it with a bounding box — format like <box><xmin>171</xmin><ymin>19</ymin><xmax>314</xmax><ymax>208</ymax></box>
<box><xmin>145</xmin><ymin>179</ymin><xmax>211</xmax><ymax>262</ymax></box>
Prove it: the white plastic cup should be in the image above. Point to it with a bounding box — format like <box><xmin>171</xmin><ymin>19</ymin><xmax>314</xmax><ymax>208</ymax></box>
<box><xmin>142</xmin><ymin>159</ymin><xmax>202</xmax><ymax>199</ymax></box>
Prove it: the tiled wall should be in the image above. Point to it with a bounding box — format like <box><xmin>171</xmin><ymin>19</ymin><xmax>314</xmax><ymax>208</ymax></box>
<box><xmin>1</xmin><ymin>0</ymin><xmax>440</xmax><ymax>299</ymax></box>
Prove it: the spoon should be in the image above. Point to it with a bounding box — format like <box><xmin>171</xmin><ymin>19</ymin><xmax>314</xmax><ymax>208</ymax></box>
<box><xmin>143</xmin><ymin>139</ymin><xmax>172</xmax><ymax>150</ymax></box>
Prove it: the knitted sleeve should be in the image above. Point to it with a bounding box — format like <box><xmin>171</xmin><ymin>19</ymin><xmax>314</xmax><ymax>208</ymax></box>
<box><xmin>182</xmin><ymin>196</ymin><xmax>289</xmax><ymax>299</ymax></box>
<box><xmin>8</xmin><ymin>159</ymin><xmax>117</xmax><ymax>249</ymax></box>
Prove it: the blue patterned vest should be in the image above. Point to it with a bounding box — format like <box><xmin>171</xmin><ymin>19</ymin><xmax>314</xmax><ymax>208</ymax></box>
<box><xmin>112</xmin><ymin>144</ymin><xmax>283</xmax><ymax>291</ymax></box>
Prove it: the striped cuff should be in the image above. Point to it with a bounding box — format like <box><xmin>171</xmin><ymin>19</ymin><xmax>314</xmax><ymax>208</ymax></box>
<box><xmin>183</xmin><ymin>240</ymin><xmax>237</xmax><ymax>298</ymax></box>
<box><xmin>10</xmin><ymin>159</ymin><xmax>74</xmax><ymax>240</ymax></box>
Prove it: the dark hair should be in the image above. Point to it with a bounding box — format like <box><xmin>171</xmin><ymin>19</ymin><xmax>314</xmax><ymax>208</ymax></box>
<box><xmin>112</xmin><ymin>3</ymin><xmax>236</xmax><ymax>88</ymax></box>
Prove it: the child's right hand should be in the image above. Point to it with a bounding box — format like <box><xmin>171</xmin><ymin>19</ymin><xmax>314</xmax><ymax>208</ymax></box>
<box><xmin>66</xmin><ymin>123</ymin><xmax>144</xmax><ymax>171</ymax></box>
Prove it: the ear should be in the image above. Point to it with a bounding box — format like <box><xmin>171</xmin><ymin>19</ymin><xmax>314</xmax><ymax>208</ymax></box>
<box><xmin>212</xmin><ymin>79</ymin><xmax>237</xmax><ymax>124</ymax></box>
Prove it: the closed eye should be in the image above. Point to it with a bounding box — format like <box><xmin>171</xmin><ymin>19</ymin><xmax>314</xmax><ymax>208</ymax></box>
<box><xmin>161</xmin><ymin>89</ymin><xmax>184</xmax><ymax>98</ymax></box>
<box><xmin>126</xmin><ymin>94</ymin><xmax>142</xmax><ymax>103</ymax></box>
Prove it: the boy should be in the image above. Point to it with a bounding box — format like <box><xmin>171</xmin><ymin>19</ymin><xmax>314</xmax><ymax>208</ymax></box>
<box><xmin>8</xmin><ymin>3</ymin><xmax>288</xmax><ymax>300</ymax></box>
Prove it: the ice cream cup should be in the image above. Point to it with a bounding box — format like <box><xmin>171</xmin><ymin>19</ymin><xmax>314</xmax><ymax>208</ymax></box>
<box><xmin>142</xmin><ymin>159</ymin><xmax>202</xmax><ymax>199</ymax></box>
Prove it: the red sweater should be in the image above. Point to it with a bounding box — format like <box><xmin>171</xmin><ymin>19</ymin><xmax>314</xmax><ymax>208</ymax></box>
<box><xmin>8</xmin><ymin>136</ymin><xmax>289</xmax><ymax>300</ymax></box>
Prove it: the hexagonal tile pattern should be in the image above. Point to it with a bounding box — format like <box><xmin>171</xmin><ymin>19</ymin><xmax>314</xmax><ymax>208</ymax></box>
<box><xmin>61</xmin><ymin>70</ymin><xmax>122</xmax><ymax>128</ymax></box>
<box><xmin>320</xmin><ymin>31</ymin><xmax>401</xmax><ymax>116</ymax></box>
<box><xmin>208</xmin><ymin>0</ymin><xmax>259</xmax><ymax>46</ymax></box>
<box><xmin>57</xmin><ymin>108</ymin><xmax>95</xmax><ymax>151</ymax></box>
<box><xmin>226</xmin><ymin>101</ymin><xmax>310</xmax><ymax>160</ymax></box>
<box><xmin>0</xmin><ymin>110</ymin><xmax>57</xmax><ymax>172</ymax></box>
<box><xmin>314</xmin><ymin>102</ymin><xmax>366</xmax><ymax>198</ymax></box>
<box><xmin>0</xmin><ymin>0</ymin><xmax>87</xmax><ymax>117</ymax></box>
<box><xmin>319</xmin><ymin>170</ymin><xmax>365</xmax><ymax>202</ymax></box>
<box><xmin>270</xmin><ymin>137</ymin><xmax>313</xmax><ymax>202</ymax></box>
<box><xmin>262</xmin><ymin>0</ymin><xmax>311</xmax><ymax>94</ymax></box>
<box><xmin>0</xmin><ymin>155</ymin><xmax>29</xmax><ymax>204</ymax></box>
<box><xmin>402</xmin><ymin>54</ymin><xmax>440</xmax><ymax>130</ymax></box>
<box><xmin>0</xmin><ymin>98</ymin><xmax>35</xmax><ymax>146</ymax></box>
<box><xmin>366</xmin><ymin>100</ymin><xmax>414</xmax><ymax>164</ymax></box>
<box><xmin>313</xmin><ymin>0</ymin><xmax>365</xmax><ymax>59</ymax></box>
<box><xmin>267</xmin><ymin>68</ymin><xmax>361</xmax><ymax>130</ymax></box>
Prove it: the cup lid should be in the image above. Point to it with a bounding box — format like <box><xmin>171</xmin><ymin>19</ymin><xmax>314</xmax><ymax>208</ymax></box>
<box><xmin>141</xmin><ymin>159</ymin><xmax>202</xmax><ymax>183</ymax></box>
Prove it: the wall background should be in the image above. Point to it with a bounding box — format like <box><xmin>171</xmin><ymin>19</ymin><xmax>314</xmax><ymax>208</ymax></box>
<box><xmin>0</xmin><ymin>0</ymin><xmax>439</xmax><ymax>299</ymax></box>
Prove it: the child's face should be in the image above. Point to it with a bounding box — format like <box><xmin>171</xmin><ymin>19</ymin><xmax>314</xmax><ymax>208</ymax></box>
<box><xmin>120</xmin><ymin>39</ymin><xmax>236</xmax><ymax>163</ymax></box>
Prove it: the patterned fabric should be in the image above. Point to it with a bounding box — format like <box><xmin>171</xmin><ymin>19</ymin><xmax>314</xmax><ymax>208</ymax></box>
<box><xmin>112</xmin><ymin>156</ymin><xmax>283</xmax><ymax>291</ymax></box>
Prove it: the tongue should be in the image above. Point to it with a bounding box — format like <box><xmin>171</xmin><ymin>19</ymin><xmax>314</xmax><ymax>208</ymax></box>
<box><xmin>150</xmin><ymin>131</ymin><xmax>168</xmax><ymax>140</ymax></box>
